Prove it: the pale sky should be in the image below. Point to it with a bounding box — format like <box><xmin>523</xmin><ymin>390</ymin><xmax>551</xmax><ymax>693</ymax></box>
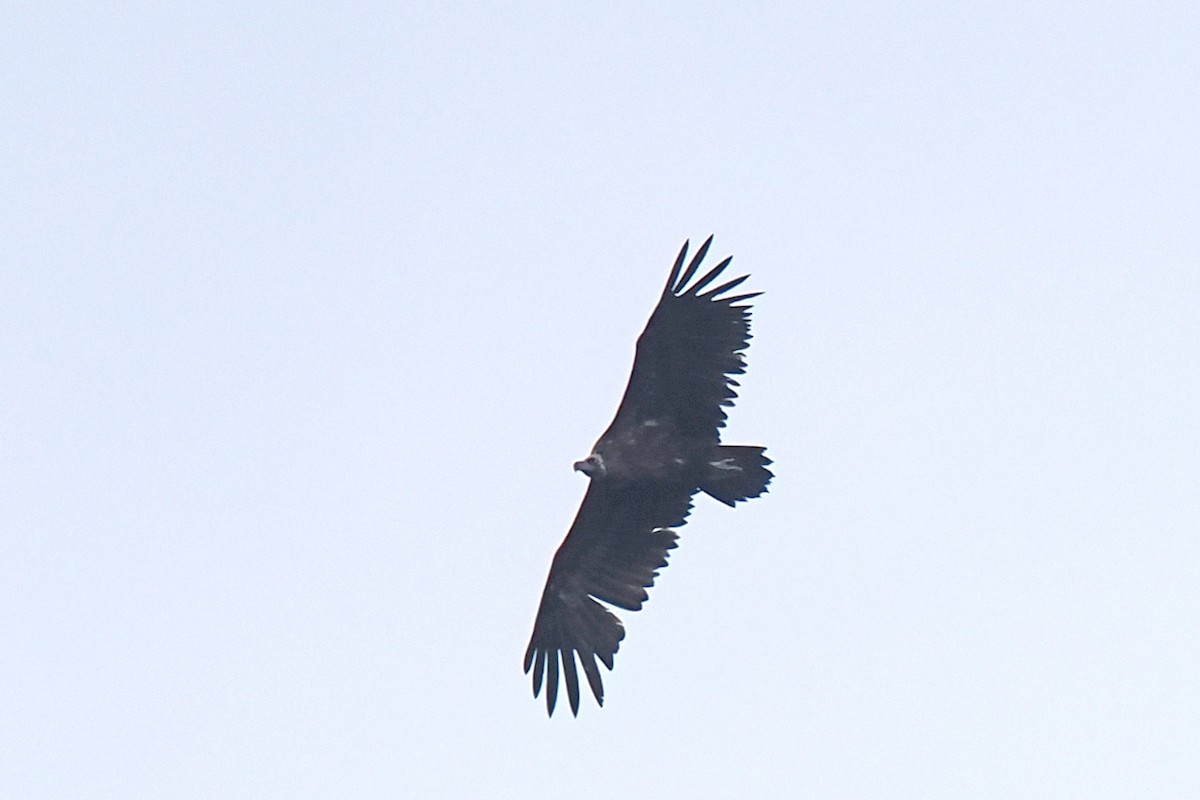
<box><xmin>3</xmin><ymin>3</ymin><xmax>1198</xmax><ymax>798</ymax></box>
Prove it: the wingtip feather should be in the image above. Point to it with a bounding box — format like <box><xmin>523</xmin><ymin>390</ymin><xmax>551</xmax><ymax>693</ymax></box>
<box><xmin>675</xmin><ymin>235</ymin><xmax>713</xmax><ymax>292</ymax></box>
<box><xmin>725</xmin><ymin>291</ymin><xmax>763</xmax><ymax>305</ymax></box>
<box><xmin>700</xmin><ymin>272</ymin><xmax>750</xmax><ymax>299</ymax></box>
<box><xmin>580</xmin><ymin>653</ymin><xmax>605</xmax><ymax>706</ymax></box>
<box><xmin>665</xmin><ymin>240</ymin><xmax>689</xmax><ymax>295</ymax></box>
<box><xmin>545</xmin><ymin>652</ymin><xmax>559</xmax><ymax>716</ymax></box>
<box><xmin>563</xmin><ymin>651</ymin><xmax>581</xmax><ymax>716</ymax></box>
<box><xmin>689</xmin><ymin>256</ymin><xmax>734</xmax><ymax>294</ymax></box>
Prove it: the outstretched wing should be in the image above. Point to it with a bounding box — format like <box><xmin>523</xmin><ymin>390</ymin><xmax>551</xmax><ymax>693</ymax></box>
<box><xmin>523</xmin><ymin>480</ymin><xmax>692</xmax><ymax>716</ymax></box>
<box><xmin>605</xmin><ymin>236</ymin><xmax>761</xmax><ymax>441</ymax></box>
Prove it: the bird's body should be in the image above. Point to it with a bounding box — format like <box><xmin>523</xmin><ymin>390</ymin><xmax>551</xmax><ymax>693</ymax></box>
<box><xmin>524</xmin><ymin>237</ymin><xmax>772</xmax><ymax>716</ymax></box>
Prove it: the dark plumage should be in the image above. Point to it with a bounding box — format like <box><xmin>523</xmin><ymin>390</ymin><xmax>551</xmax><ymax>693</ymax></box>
<box><xmin>523</xmin><ymin>236</ymin><xmax>772</xmax><ymax>716</ymax></box>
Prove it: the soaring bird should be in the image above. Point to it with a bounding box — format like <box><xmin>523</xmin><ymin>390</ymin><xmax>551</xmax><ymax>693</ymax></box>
<box><xmin>523</xmin><ymin>237</ymin><xmax>772</xmax><ymax>716</ymax></box>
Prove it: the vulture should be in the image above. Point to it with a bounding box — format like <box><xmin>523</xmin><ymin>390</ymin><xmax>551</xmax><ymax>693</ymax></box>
<box><xmin>523</xmin><ymin>236</ymin><xmax>773</xmax><ymax>716</ymax></box>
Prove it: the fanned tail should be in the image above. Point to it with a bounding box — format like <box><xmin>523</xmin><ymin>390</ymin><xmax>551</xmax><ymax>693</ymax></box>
<box><xmin>700</xmin><ymin>445</ymin><xmax>773</xmax><ymax>507</ymax></box>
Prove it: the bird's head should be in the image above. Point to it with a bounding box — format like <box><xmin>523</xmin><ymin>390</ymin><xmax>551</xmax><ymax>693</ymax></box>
<box><xmin>573</xmin><ymin>452</ymin><xmax>606</xmax><ymax>477</ymax></box>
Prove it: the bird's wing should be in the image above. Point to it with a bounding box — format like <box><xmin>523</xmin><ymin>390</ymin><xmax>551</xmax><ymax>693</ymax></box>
<box><xmin>523</xmin><ymin>480</ymin><xmax>692</xmax><ymax>716</ymax></box>
<box><xmin>606</xmin><ymin>236</ymin><xmax>761</xmax><ymax>441</ymax></box>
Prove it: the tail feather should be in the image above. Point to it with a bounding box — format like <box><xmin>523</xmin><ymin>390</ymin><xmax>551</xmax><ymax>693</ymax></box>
<box><xmin>700</xmin><ymin>445</ymin><xmax>773</xmax><ymax>507</ymax></box>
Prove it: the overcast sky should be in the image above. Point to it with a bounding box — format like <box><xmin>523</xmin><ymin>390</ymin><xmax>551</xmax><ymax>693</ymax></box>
<box><xmin>3</xmin><ymin>3</ymin><xmax>1198</xmax><ymax>798</ymax></box>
